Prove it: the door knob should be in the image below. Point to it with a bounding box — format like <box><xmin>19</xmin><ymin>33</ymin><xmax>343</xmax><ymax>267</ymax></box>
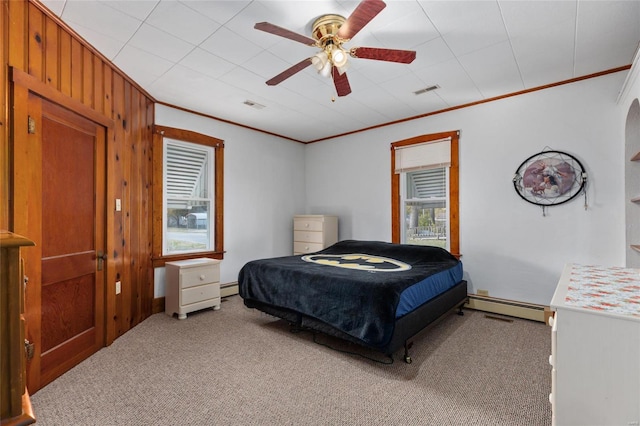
<box><xmin>96</xmin><ymin>251</ymin><xmax>108</xmax><ymax>271</ymax></box>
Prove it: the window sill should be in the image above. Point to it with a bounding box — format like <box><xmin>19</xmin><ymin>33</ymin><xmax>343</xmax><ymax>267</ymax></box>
<box><xmin>152</xmin><ymin>251</ymin><xmax>224</xmax><ymax>268</ymax></box>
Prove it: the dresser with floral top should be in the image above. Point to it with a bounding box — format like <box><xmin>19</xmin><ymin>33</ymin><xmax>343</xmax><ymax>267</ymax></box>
<box><xmin>549</xmin><ymin>263</ymin><xmax>640</xmax><ymax>426</ymax></box>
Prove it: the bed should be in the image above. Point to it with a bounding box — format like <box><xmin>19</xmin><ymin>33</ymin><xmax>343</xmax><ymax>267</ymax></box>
<box><xmin>238</xmin><ymin>240</ymin><xmax>467</xmax><ymax>363</ymax></box>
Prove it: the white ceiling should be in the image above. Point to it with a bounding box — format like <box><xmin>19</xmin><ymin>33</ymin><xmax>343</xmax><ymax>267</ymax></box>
<box><xmin>39</xmin><ymin>0</ymin><xmax>640</xmax><ymax>142</ymax></box>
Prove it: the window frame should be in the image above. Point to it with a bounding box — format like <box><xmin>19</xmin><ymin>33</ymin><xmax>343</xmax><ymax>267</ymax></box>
<box><xmin>391</xmin><ymin>131</ymin><xmax>459</xmax><ymax>256</ymax></box>
<box><xmin>152</xmin><ymin>125</ymin><xmax>224</xmax><ymax>267</ymax></box>
<box><xmin>162</xmin><ymin>138</ymin><xmax>214</xmax><ymax>256</ymax></box>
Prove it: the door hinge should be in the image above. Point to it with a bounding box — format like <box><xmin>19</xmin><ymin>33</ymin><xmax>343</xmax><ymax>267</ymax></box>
<box><xmin>24</xmin><ymin>339</ymin><xmax>35</xmax><ymax>360</ymax></box>
<box><xmin>27</xmin><ymin>116</ymin><xmax>36</xmax><ymax>134</ymax></box>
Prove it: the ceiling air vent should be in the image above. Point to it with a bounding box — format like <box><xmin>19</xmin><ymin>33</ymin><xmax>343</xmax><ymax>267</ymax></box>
<box><xmin>414</xmin><ymin>85</ymin><xmax>440</xmax><ymax>95</ymax></box>
<box><xmin>243</xmin><ymin>100</ymin><xmax>266</xmax><ymax>110</ymax></box>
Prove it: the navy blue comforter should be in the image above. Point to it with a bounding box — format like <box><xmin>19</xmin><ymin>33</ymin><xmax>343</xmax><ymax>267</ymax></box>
<box><xmin>238</xmin><ymin>240</ymin><xmax>460</xmax><ymax>349</ymax></box>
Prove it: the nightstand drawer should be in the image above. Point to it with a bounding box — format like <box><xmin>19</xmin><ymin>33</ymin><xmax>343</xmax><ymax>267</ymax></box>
<box><xmin>294</xmin><ymin>230</ymin><xmax>323</xmax><ymax>243</ymax></box>
<box><xmin>182</xmin><ymin>283</ymin><xmax>220</xmax><ymax>305</ymax></box>
<box><xmin>180</xmin><ymin>267</ymin><xmax>220</xmax><ymax>289</ymax></box>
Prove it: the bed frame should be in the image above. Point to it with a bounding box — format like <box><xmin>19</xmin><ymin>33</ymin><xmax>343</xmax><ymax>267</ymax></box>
<box><xmin>244</xmin><ymin>280</ymin><xmax>468</xmax><ymax>363</ymax></box>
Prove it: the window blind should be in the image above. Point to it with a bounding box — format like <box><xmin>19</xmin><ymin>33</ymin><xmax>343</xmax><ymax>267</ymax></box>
<box><xmin>407</xmin><ymin>168</ymin><xmax>446</xmax><ymax>199</ymax></box>
<box><xmin>165</xmin><ymin>140</ymin><xmax>208</xmax><ymax>198</ymax></box>
<box><xmin>394</xmin><ymin>137</ymin><xmax>451</xmax><ymax>173</ymax></box>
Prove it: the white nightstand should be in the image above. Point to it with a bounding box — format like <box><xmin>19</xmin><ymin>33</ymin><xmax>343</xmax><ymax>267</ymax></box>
<box><xmin>165</xmin><ymin>258</ymin><xmax>221</xmax><ymax>319</ymax></box>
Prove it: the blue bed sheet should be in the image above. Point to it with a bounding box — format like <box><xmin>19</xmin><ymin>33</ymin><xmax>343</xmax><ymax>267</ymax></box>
<box><xmin>396</xmin><ymin>261</ymin><xmax>463</xmax><ymax>318</ymax></box>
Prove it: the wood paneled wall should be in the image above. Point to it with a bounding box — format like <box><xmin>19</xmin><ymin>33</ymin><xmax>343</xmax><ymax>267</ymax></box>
<box><xmin>1</xmin><ymin>0</ymin><xmax>155</xmax><ymax>371</ymax></box>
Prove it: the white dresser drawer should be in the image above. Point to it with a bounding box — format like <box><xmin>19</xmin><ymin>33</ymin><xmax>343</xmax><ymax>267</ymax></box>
<box><xmin>180</xmin><ymin>266</ymin><xmax>220</xmax><ymax>289</ymax></box>
<box><xmin>294</xmin><ymin>241</ymin><xmax>324</xmax><ymax>254</ymax></box>
<box><xmin>181</xmin><ymin>283</ymin><xmax>220</xmax><ymax>305</ymax></box>
<box><xmin>294</xmin><ymin>219</ymin><xmax>324</xmax><ymax>232</ymax></box>
<box><xmin>294</xmin><ymin>230</ymin><xmax>323</xmax><ymax>243</ymax></box>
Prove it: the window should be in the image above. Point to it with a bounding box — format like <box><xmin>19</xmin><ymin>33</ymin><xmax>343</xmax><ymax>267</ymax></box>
<box><xmin>163</xmin><ymin>139</ymin><xmax>213</xmax><ymax>255</ymax></box>
<box><xmin>402</xmin><ymin>168</ymin><xmax>448</xmax><ymax>248</ymax></box>
<box><xmin>391</xmin><ymin>131</ymin><xmax>459</xmax><ymax>255</ymax></box>
<box><xmin>152</xmin><ymin>126</ymin><xmax>224</xmax><ymax>264</ymax></box>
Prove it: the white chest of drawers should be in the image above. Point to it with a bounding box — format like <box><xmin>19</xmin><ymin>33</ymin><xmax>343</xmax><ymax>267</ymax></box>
<box><xmin>293</xmin><ymin>215</ymin><xmax>338</xmax><ymax>255</ymax></box>
<box><xmin>549</xmin><ymin>264</ymin><xmax>640</xmax><ymax>426</ymax></box>
<box><xmin>165</xmin><ymin>258</ymin><xmax>221</xmax><ymax>320</ymax></box>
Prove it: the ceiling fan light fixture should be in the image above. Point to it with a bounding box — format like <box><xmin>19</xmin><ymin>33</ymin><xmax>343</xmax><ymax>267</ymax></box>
<box><xmin>331</xmin><ymin>46</ymin><xmax>348</xmax><ymax>68</ymax></box>
<box><xmin>311</xmin><ymin>51</ymin><xmax>328</xmax><ymax>71</ymax></box>
<box><xmin>319</xmin><ymin>60</ymin><xmax>332</xmax><ymax>78</ymax></box>
<box><xmin>336</xmin><ymin>61</ymin><xmax>350</xmax><ymax>75</ymax></box>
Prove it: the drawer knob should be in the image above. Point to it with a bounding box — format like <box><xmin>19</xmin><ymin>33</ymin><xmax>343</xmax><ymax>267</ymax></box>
<box><xmin>305</xmin><ymin>223</ymin><xmax>309</xmax><ymax>228</ymax></box>
<box><xmin>199</xmin><ymin>274</ymin><xmax>205</xmax><ymax>280</ymax></box>
<box><xmin>548</xmin><ymin>355</ymin><xmax>554</xmax><ymax>366</ymax></box>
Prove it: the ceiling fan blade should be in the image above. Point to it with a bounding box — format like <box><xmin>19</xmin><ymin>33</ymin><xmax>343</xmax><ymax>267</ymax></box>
<box><xmin>350</xmin><ymin>47</ymin><xmax>416</xmax><ymax>64</ymax></box>
<box><xmin>254</xmin><ymin>22</ymin><xmax>316</xmax><ymax>46</ymax></box>
<box><xmin>266</xmin><ymin>58</ymin><xmax>313</xmax><ymax>86</ymax></box>
<box><xmin>337</xmin><ymin>0</ymin><xmax>386</xmax><ymax>40</ymax></box>
<box><xmin>332</xmin><ymin>67</ymin><xmax>352</xmax><ymax>97</ymax></box>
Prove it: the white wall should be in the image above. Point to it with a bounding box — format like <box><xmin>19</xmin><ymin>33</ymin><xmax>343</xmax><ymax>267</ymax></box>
<box><xmin>154</xmin><ymin>105</ymin><xmax>306</xmax><ymax>296</ymax></box>
<box><xmin>152</xmin><ymin>72</ymin><xmax>630</xmax><ymax>307</ymax></box>
<box><xmin>306</xmin><ymin>72</ymin><xmax>627</xmax><ymax>305</ymax></box>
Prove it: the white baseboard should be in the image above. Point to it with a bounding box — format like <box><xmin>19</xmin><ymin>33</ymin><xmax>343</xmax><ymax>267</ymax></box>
<box><xmin>465</xmin><ymin>294</ymin><xmax>546</xmax><ymax>322</ymax></box>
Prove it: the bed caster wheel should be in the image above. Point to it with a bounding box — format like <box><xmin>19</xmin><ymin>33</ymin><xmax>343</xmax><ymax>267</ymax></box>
<box><xmin>404</xmin><ymin>355</ymin><xmax>412</xmax><ymax>364</ymax></box>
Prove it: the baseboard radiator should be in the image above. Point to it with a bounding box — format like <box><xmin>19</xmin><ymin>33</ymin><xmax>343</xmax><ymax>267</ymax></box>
<box><xmin>216</xmin><ymin>285</ymin><xmax>545</xmax><ymax>322</ymax></box>
<box><xmin>221</xmin><ymin>284</ymin><xmax>544</xmax><ymax>322</ymax></box>
<box><xmin>464</xmin><ymin>294</ymin><xmax>546</xmax><ymax>322</ymax></box>
<box><xmin>152</xmin><ymin>282</ymin><xmax>240</xmax><ymax>314</ymax></box>
<box><xmin>157</xmin><ymin>284</ymin><xmax>545</xmax><ymax>322</ymax></box>
<box><xmin>221</xmin><ymin>281</ymin><xmax>239</xmax><ymax>298</ymax></box>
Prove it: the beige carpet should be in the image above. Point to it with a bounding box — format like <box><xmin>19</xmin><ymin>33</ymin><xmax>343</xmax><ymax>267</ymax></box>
<box><xmin>31</xmin><ymin>295</ymin><xmax>552</xmax><ymax>425</ymax></box>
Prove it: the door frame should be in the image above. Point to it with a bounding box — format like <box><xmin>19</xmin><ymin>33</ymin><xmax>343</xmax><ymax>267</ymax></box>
<box><xmin>10</xmin><ymin>67</ymin><xmax>115</xmax><ymax>392</ymax></box>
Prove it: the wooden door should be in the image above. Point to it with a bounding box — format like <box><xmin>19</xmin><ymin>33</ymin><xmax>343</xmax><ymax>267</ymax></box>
<box><xmin>27</xmin><ymin>93</ymin><xmax>106</xmax><ymax>389</ymax></box>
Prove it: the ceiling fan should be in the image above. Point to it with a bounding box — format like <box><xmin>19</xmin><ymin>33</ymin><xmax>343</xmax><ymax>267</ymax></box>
<box><xmin>254</xmin><ymin>0</ymin><xmax>416</xmax><ymax>97</ymax></box>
